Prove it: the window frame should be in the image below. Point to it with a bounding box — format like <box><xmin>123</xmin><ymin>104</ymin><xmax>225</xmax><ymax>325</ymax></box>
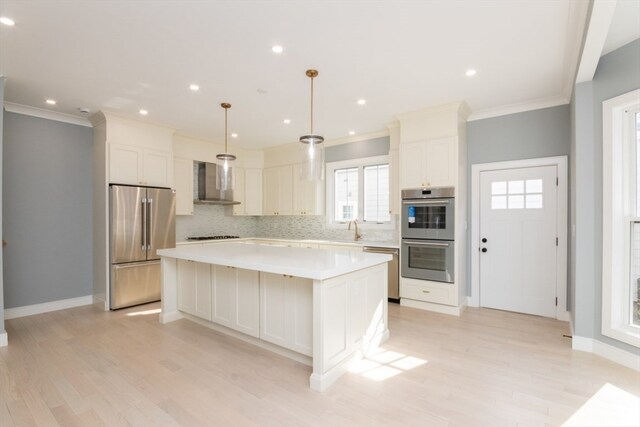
<box><xmin>326</xmin><ymin>155</ymin><xmax>394</xmax><ymax>229</ymax></box>
<box><xmin>602</xmin><ymin>88</ymin><xmax>640</xmax><ymax>347</ymax></box>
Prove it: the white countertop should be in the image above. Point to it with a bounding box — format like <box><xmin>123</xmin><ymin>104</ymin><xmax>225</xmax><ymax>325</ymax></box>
<box><xmin>176</xmin><ymin>237</ymin><xmax>399</xmax><ymax>249</ymax></box>
<box><xmin>158</xmin><ymin>242</ymin><xmax>392</xmax><ymax>280</ymax></box>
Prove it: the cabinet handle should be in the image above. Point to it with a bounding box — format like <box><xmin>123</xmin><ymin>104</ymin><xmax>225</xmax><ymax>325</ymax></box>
<box><xmin>422</xmin><ymin>290</ymin><xmax>430</xmax><ymax>293</ymax></box>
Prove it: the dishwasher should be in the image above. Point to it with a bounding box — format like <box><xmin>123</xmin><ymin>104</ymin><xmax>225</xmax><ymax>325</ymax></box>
<box><xmin>363</xmin><ymin>246</ymin><xmax>400</xmax><ymax>303</ymax></box>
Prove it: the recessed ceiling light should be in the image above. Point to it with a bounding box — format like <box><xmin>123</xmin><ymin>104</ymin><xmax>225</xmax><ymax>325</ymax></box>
<box><xmin>465</xmin><ymin>69</ymin><xmax>477</xmax><ymax>77</ymax></box>
<box><xmin>349</xmin><ymin>131</ymin><xmax>355</xmax><ymax>136</ymax></box>
<box><xmin>45</xmin><ymin>99</ymin><xmax>56</xmax><ymax>105</ymax></box>
<box><xmin>272</xmin><ymin>45</ymin><xmax>284</xmax><ymax>54</ymax></box>
<box><xmin>283</xmin><ymin>119</ymin><xmax>291</xmax><ymax>124</ymax></box>
<box><xmin>189</xmin><ymin>84</ymin><xmax>200</xmax><ymax>91</ymax></box>
<box><xmin>357</xmin><ymin>99</ymin><xmax>366</xmax><ymax>106</ymax></box>
<box><xmin>139</xmin><ymin>109</ymin><xmax>148</xmax><ymax>115</ymax></box>
<box><xmin>0</xmin><ymin>17</ymin><xmax>15</xmax><ymax>26</ymax></box>
<box><xmin>231</xmin><ymin>133</ymin><xmax>238</xmax><ymax>138</ymax></box>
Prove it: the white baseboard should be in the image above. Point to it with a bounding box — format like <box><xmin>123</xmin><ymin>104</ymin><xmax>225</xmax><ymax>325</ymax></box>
<box><xmin>466</xmin><ymin>296</ymin><xmax>478</xmax><ymax>307</ymax></box>
<box><xmin>0</xmin><ymin>331</ymin><xmax>7</xmax><ymax>347</ymax></box>
<box><xmin>573</xmin><ymin>335</ymin><xmax>640</xmax><ymax>371</ymax></box>
<box><xmin>4</xmin><ymin>295</ymin><xmax>94</xmax><ymax>320</ymax></box>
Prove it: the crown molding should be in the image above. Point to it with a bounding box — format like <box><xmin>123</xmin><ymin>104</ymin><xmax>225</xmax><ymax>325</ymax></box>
<box><xmin>394</xmin><ymin>101</ymin><xmax>468</xmax><ymax>122</ymax></box>
<box><xmin>467</xmin><ymin>95</ymin><xmax>570</xmax><ymax>122</ymax></box>
<box><xmin>4</xmin><ymin>102</ymin><xmax>92</xmax><ymax>127</ymax></box>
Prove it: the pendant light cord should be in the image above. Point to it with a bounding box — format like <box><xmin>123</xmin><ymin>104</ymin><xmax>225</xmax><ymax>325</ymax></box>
<box><xmin>224</xmin><ymin>107</ymin><xmax>228</xmax><ymax>154</ymax></box>
<box><xmin>310</xmin><ymin>75</ymin><xmax>314</xmax><ymax>134</ymax></box>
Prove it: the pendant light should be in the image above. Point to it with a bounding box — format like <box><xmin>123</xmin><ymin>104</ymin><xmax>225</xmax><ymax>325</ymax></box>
<box><xmin>299</xmin><ymin>69</ymin><xmax>325</xmax><ymax>181</ymax></box>
<box><xmin>216</xmin><ymin>102</ymin><xmax>236</xmax><ymax>191</ymax></box>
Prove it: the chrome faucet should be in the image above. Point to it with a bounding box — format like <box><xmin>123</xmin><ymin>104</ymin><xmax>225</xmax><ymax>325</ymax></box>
<box><xmin>348</xmin><ymin>219</ymin><xmax>362</xmax><ymax>241</ymax></box>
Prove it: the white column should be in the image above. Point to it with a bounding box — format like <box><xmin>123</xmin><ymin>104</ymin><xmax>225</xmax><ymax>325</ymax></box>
<box><xmin>160</xmin><ymin>257</ymin><xmax>182</xmax><ymax>324</ymax></box>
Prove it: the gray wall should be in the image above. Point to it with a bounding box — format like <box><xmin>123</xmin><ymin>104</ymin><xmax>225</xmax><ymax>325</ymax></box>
<box><xmin>0</xmin><ymin>77</ymin><xmax>5</xmax><ymax>331</ymax></box>
<box><xmin>572</xmin><ymin>38</ymin><xmax>640</xmax><ymax>354</ymax></box>
<box><xmin>466</xmin><ymin>105</ymin><xmax>571</xmax><ymax>294</ymax></box>
<box><xmin>2</xmin><ymin>112</ymin><xmax>93</xmax><ymax>308</ymax></box>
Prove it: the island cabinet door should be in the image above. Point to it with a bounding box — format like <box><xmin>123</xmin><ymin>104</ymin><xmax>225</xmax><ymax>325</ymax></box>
<box><xmin>211</xmin><ymin>266</ymin><xmax>260</xmax><ymax>337</ymax></box>
<box><xmin>259</xmin><ymin>273</ymin><xmax>313</xmax><ymax>356</ymax></box>
<box><xmin>233</xmin><ymin>269</ymin><xmax>260</xmax><ymax>338</ymax></box>
<box><xmin>211</xmin><ymin>266</ymin><xmax>235</xmax><ymax>329</ymax></box>
<box><xmin>177</xmin><ymin>260</ymin><xmax>211</xmax><ymax>320</ymax></box>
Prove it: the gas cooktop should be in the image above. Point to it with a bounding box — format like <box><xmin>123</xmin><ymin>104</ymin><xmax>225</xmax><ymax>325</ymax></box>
<box><xmin>186</xmin><ymin>235</ymin><xmax>240</xmax><ymax>241</ymax></box>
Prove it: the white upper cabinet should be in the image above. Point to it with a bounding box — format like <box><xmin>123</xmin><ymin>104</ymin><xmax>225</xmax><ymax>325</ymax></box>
<box><xmin>293</xmin><ymin>164</ymin><xmax>324</xmax><ymax>215</ymax></box>
<box><xmin>109</xmin><ymin>143</ymin><xmax>172</xmax><ymax>187</ymax></box>
<box><xmin>234</xmin><ymin>167</ymin><xmax>264</xmax><ymax>216</ymax></box>
<box><xmin>232</xmin><ymin>168</ymin><xmax>246</xmax><ymax>216</ymax></box>
<box><xmin>173</xmin><ymin>157</ymin><xmax>194</xmax><ymax>216</ymax></box>
<box><xmin>244</xmin><ymin>169</ymin><xmax>263</xmax><ymax>216</ymax></box>
<box><xmin>399</xmin><ymin>137</ymin><xmax>455</xmax><ymax>189</ymax></box>
<box><xmin>263</xmin><ymin>165</ymin><xmax>293</xmax><ymax>215</ymax></box>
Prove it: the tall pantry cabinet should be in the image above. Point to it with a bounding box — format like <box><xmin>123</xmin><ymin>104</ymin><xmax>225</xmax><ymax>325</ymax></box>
<box><xmin>396</xmin><ymin>102</ymin><xmax>470</xmax><ymax>316</ymax></box>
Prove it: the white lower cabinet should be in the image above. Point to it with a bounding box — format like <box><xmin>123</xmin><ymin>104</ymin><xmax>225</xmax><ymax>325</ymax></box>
<box><xmin>178</xmin><ymin>262</ymin><xmax>312</xmax><ymax>355</ymax></box>
<box><xmin>177</xmin><ymin>260</ymin><xmax>212</xmax><ymax>320</ymax></box>
<box><xmin>400</xmin><ymin>277</ymin><xmax>456</xmax><ymax>306</ymax></box>
<box><xmin>212</xmin><ymin>266</ymin><xmax>260</xmax><ymax>337</ymax></box>
<box><xmin>259</xmin><ymin>272</ymin><xmax>313</xmax><ymax>356</ymax></box>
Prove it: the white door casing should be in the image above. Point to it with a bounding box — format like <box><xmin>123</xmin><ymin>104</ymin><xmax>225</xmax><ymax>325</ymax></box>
<box><xmin>470</xmin><ymin>156</ymin><xmax>568</xmax><ymax>321</ymax></box>
<box><xmin>479</xmin><ymin>165</ymin><xmax>557</xmax><ymax>317</ymax></box>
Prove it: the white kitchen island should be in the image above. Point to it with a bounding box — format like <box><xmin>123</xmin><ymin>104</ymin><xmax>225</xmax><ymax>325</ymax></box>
<box><xmin>157</xmin><ymin>242</ymin><xmax>391</xmax><ymax>391</ymax></box>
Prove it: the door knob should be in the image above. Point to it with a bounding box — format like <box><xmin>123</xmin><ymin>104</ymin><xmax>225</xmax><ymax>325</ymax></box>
<box><xmin>482</xmin><ymin>238</ymin><xmax>487</xmax><ymax>243</ymax></box>
<box><xmin>481</xmin><ymin>248</ymin><xmax>487</xmax><ymax>253</ymax></box>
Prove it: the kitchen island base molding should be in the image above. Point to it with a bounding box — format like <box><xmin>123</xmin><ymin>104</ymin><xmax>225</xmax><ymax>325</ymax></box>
<box><xmin>159</xmin><ymin>251</ymin><xmax>390</xmax><ymax>391</ymax></box>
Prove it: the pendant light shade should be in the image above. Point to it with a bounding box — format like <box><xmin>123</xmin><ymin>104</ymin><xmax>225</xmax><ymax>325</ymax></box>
<box><xmin>216</xmin><ymin>103</ymin><xmax>236</xmax><ymax>191</ymax></box>
<box><xmin>299</xmin><ymin>69</ymin><xmax>325</xmax><ymax>181</ymax></box>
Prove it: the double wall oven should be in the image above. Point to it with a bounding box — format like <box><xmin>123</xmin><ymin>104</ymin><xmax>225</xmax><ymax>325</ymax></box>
<box><xmin>401</xmin><ymin>187</ymin><xmax>455</xmax><ymax>283</ymax></box>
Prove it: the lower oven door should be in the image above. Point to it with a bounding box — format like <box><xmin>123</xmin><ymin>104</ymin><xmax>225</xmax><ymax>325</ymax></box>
<box><xmin>401</xmin><ymin>239</ymin><xmax>455</xmax><ymax>283</ymax></box>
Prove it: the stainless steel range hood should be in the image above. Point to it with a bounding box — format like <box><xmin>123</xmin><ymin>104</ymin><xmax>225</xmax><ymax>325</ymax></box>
<box><xmin>195</xmin><ymin>162</ymin><xmax>240</xmax><ymax>205</ymax></box>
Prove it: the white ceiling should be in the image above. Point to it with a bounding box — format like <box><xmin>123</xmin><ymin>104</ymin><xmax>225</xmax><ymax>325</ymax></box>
<box><xmin>0</xmin><ymin>1</ymin><xmax>588</xmax><ymax>149</ymax></box>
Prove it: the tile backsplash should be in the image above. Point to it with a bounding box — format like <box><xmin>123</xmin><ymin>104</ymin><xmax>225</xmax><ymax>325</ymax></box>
<box><xmin>176</xmin><ymin>205</ymin><xmax>398</xmax><ymax>242</ymax></box>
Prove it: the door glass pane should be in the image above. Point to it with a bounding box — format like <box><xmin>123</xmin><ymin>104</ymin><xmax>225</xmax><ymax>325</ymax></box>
<box><xmin>364</xmin><ymin>164</ymin><xmax>390</xmax><ymax>222</ymax></box>
<box><xmin>408</xmin><ymin>205</ymin><xmax>447</xmax><ymax>229</ymax></box>
<box><xmin>408</xmin><ymin>246</ymin><xmax>445</xmax><ymax>271</ymax></box>
<box><xmin>526</xmin><ymin>194</ymin><xmax>543</xmax><ymax>209</ymax></box>
<box><xmin>508</xmin><ymin>195</ymin><xmax>524</xmax><ymax>209</ymax></box>
<box><xmin>492</xmin><ymin>181</ymin><xmax>507</xmax><ymax>195</ymax></box>
<box><xmin>508</xmin><ymin>180</ymin><xmax>524</xmax><ymax>194</ymax></box>
<box><xmin>526</xmin><ymin>179</ymin><xmax>543</xmax><ymax>193</ymax></box>
<box><xmin>335</xmin><ymin>167</ymin><xmax>358</xmax><ymax>222</ymax></box>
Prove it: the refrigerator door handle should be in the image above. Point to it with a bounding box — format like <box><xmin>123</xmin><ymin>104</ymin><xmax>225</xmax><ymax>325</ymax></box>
<box><xmin>147</xmin><ymin>198</ymin><xmax>153</xmax><ymax>251</ymax></box>
<box><xmin>141</xmin><ymin>197</ymin><xmax>147</xmax><ymax>252</ymax></box>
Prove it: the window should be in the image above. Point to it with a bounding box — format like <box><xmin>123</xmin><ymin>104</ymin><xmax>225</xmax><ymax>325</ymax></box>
<box><xmin>491</xmin><ymin>179</ymin><xmax>543</xmax><ymax>210</ymax></box>
<box><xmin>602</xmin><ymin>89</ymin><xmax>640</xmax><ymax>347</ymax></box>
<box><xmin>326</xmin><ymin>155</ymin><xmax>392</xmax><ymax>227</ymax></box>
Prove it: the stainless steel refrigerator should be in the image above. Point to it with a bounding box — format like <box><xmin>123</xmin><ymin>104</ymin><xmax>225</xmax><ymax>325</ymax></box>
<box><xmin>109</xmin><ymin>185</ymin><xmax>176</xmax><ymax>309</ymax></box>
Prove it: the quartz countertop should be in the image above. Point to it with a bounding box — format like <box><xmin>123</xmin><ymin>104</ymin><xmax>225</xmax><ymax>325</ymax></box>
<box><xmin>176</xmin><ymin>237</ymin><xmax>399</xmax><ymax>249</ymax></box>
<box><xmin>158</xmin><ymin>242</ymin><xmax>392</xmax><ymax>280</ymax></box>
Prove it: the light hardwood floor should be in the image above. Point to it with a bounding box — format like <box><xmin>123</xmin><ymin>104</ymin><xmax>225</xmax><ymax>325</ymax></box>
<box><xmin>1</xmin><ymin>302</ymin><xmax>638</xmax><ymax>427</ymax></box>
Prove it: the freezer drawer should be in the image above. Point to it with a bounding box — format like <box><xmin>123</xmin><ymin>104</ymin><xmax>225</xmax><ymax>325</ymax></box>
<box><xmin>110</xmin><ymin>261</ymin><xmax>161</xmax><ymax>309</ymax></box>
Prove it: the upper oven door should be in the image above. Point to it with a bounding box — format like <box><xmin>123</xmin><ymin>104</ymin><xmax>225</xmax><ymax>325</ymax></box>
<box><xmin>401</xmin><ymin>198</ymin><xmax>455</xmax><ymax>240</ymax></box>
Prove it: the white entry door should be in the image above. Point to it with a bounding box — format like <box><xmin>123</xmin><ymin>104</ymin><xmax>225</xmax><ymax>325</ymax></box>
<box><xmin>479</xmin><ymin>165</ymin><xmax>558</xmax><ymax>317</ymax></box>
